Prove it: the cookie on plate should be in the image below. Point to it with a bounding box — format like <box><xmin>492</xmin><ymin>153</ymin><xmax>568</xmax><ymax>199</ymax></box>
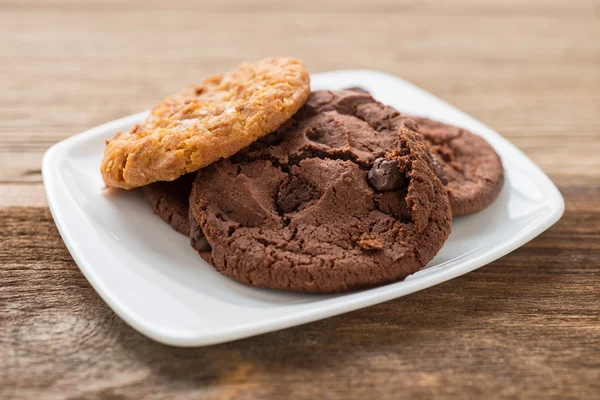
<box><xmin>141</xmin><ymin>173</ymin><xmax>196</xmax><ymax>235</ymax></box>
<box><xmin>101</xmin><ymin>57</ymin><xmax>310</xmax><ymax>189</ymax></box>
<box><xmin>344</xmin><ymin>87</ymin><xmax>504</xmax><ymax>216</ymax></box>
<box><xmin>409</xmin><ymin>116</ymin><xmax>504</xmax><ymax>217</ymax></box>
<box><xmin>189</xmin><ymin>90</ymin><xmax>452</xmax><ymax>293</ymax></box>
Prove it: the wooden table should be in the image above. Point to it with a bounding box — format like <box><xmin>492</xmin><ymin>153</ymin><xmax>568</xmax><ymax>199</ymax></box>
<box><xmin>2</xmin><ymin>1</ymin><xmax>599</xmax><ymax>398</ymax></box>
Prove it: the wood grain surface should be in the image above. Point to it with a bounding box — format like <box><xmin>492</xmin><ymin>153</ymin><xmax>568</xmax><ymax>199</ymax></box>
<box><xmin>1</xmin><ymin>0</ymin><xmax>599</xmax><ymax>398</ymax></box>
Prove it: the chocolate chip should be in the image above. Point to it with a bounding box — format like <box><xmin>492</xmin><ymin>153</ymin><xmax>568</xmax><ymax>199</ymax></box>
<box><xmin>190</xmin><ymin>219</ymin><xmax>211</xmax><ymax>252</ymax></box>
<box><xmin>368</xmin><ymin>158</ymin><xmax>407</xmax><ymax>192</ymax></box>
<box><xmin>345</xmin><ymin>87</ymin><xmax>369</xmax><ymax>94</ymax></box>
<box><xmin>431</xmin><ymin>155</ymin><xmax>448</xmax><ymax>185</ymax></box>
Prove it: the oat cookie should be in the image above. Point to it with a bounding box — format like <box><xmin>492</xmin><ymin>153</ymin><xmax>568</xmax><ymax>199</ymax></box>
<box><xmin>189</xmin><ymin>90</ymin><xmax>452</xmax><ymax>293</ymax></box>
<box><xmin>101</xmin><ymin>57</ymin><xmax>310</xmax><ymax>189</ymax></box>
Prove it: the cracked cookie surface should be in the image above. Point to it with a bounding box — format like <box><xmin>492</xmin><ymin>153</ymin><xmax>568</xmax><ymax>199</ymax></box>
<box><xmin>409</xmin><ymin>116</ymin><xmax>504</xmax><ymax>217</ymax></box>
<box><xmin>189</xmin><ymin>90</ymin><xmax>452</xmax><ymax>293</ymax></box>
<box><xmin>101</xmin><ymin>57</ymin><xmax>310</xmax><ymax>189</ymax></box>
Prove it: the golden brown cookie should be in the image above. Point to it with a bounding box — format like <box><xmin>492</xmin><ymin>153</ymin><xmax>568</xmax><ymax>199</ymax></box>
<box><xmin>101</xmin><ymin>57</ymin><xmax>310</xmax><ymax>189</ymax></box>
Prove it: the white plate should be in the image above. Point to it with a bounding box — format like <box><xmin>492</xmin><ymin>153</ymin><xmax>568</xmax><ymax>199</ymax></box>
<box><xmin>42</xmin><ymin>70</ymin><xmax>564</xmax><ymax>347</ymax></box>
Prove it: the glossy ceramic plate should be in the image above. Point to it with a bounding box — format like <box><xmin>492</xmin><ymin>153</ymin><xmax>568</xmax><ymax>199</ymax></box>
<box><xmin>42</xmin><ymin>70</ymin><xmax>564</xmax><ymax>346</ymax></box>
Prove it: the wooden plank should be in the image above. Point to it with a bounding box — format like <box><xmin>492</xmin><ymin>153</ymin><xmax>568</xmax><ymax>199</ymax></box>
<box><xmin>1</xmin><ymin>185</ymin><xmax>599</xmax><ymax>399</ymax></box>
<box><xmin>2</xmin><ymin>0</ymin><xmax>599</xmax><ymax>15</ymax></box>
<box><xmin>0</xmin><ymin>3</ymin><xmax>598</xmax><ymax>184</ymax></box>
<box><xmin>0</xmin><ymin>184</ymin><xmax>47</xmax><ymax>207</ymax></box>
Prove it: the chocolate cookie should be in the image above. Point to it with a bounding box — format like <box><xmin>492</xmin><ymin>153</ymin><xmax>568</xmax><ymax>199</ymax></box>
<box><xmin>409</xmin><ymin>116</ymin><xmax>504</xmax><ymax>217</ymax></box>
<box><xmin>189</xmin><ymin>90</ymin><xmax>452</xmax><ymax>293</ymax></box>
<box><xmin>141</xmin><ymin>173</ymin><xmax>195</xmax><ymax>235</ymax></box>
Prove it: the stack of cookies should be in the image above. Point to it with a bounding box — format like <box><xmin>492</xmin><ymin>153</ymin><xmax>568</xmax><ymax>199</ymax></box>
<box><xmin>101</xmin><ymin>58</ymin><xmax>503</xmax><ymax>293</ymax></box>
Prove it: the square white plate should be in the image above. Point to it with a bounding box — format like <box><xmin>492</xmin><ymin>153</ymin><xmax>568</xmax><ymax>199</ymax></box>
<box><xmin>42</xmin><ymin>70</ymin><xmax>564</xmax><ymax>347</ymax></box>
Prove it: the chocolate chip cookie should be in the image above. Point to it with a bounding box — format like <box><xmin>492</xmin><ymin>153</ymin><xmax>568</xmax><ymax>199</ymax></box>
<box><xmin>410</xmin><ymin>116</ymin><xmax>504</xmax><ymax>216</ymax></box>
<box><xmin>344</xmin><ymin>87</ymin><xmax>504</xmax><ymax>216</ymax></box>
<box><xmin>189</xmin><ymin>90</ymin><xmax>452</xmax><ymax>293</ymax></box>
<box><xmin>141</xmin><ymin>173</ymin><xmax>195</xmax><ymax>235</ymax></box>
